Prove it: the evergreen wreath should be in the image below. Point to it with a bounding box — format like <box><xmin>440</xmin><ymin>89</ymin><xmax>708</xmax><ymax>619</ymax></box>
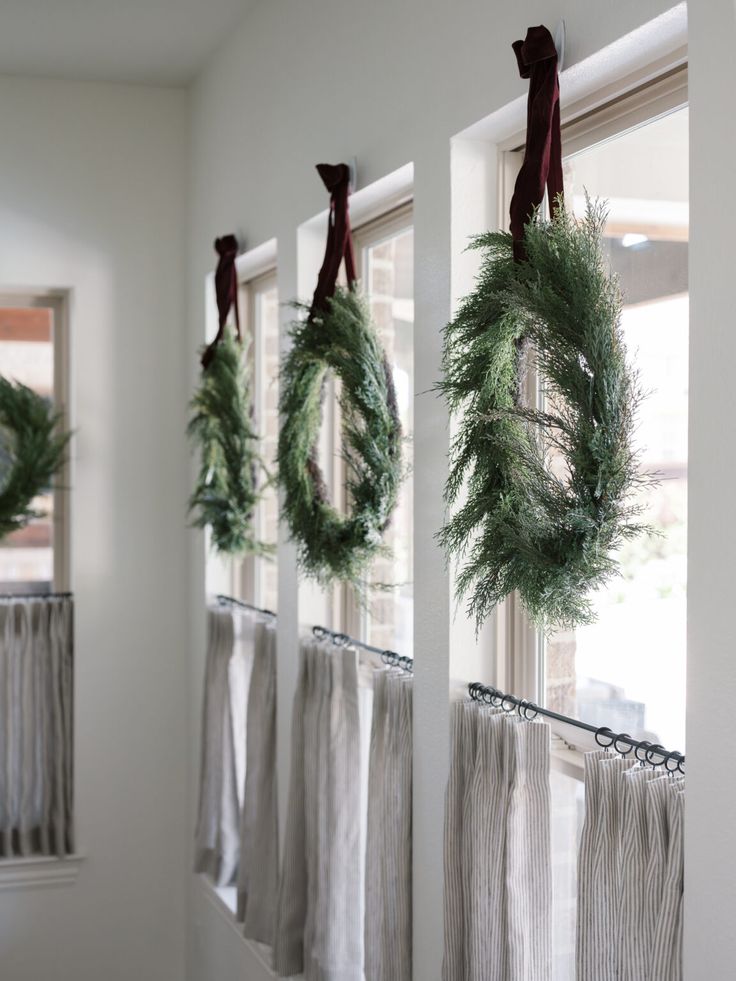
<box><xmin>0</xmin><ymin>375</ymin><xmax>70</xmax><ymax>541</ymax></box>
<box><xmin>188</xmin><ymin>324</ymin><xmax>270</xmax><ymax>556</ymax></box>
<box><xmin>278</xmin><ymin>285</ymin><xmax>403</xmax><ymax>585</ymax></box>
<box><xmin>439</xmin><ymin>199</ymin><xmax>648</xmax><ymax>629</ymax></box>
<box><xmin>188</xmin><ymin>235</ymin><xmax>270</xmax><ymax>557</ymax></box>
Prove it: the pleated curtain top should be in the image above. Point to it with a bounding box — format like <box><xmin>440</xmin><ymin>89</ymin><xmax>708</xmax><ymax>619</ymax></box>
<box><xmin>0</xmin><ymin>595</ymin><xmax>74</xmax><ymax>859</ymax></box>
<box><xmin>443</xmin><ymin>700</ymin><xmax>553</xmax><ymax>981</ymax></box>
<box><xmin>576</xmin><ymin>749</ymin><xmax>685</xmax><ymax>981</ymax></box>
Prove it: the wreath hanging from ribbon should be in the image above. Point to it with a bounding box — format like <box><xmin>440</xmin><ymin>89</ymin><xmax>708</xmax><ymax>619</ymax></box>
<box><xmin>0</xmin><ymin>376</ymin><xmax>71</xmax><ymax>541</ymax></box>
<box><xmin>439</xmin><ymin>25</ymin><xmax>648</xmax><ymax>630</ymax></box>
<box><xmin>188</xmin><ymin>235</ymin><xmax>270</xmax><ymax>556</ymax></box>
<box><xmin>278</xmin><ymin>163</ymin><xmax>403</xmax><ymax>586</ymax></box>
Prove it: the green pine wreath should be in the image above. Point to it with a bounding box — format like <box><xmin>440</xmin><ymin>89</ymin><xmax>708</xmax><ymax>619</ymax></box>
<box><xmin>0</xmin><ymin>376</ymin><xmax>71</xmax><ymax>541</ymax></box>
<box><xmin>440</xmin><ymin>199</ymin><xmax>648</xmax><ymax>630</ymax></box>
<box><xmin>188</xmin><ymin>326</ymin><xmax>270</xmax><ymax>556</ymax></box>
<box><xmin>278</xmin><ymin>286</ymin><xmax>403</xmax><ymax>586</ymax></box>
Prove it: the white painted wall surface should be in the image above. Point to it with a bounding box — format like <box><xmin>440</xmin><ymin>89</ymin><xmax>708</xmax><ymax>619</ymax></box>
<box><xmin>0</xmin><ymin>77</ymin><xmax>189</xmax><ymax>981</ymax></box>
<box><xmin>185</xmin><ymin>3</ymin><xmax>695</xmax><ymax>980</ymax></box>
<box><xmin>685</xmin><ymin>4</ymin><xmax>736</xmax><ymax>977</ymax></box>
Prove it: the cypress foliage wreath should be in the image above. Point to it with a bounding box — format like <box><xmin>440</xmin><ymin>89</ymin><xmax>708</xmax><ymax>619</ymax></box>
<box><xmin>0</xmin><ymin>376</ymin><xmax>70</xmax><ymax>541</ymax></box>
<box><xmin>279</xmin><ymin>287</ymin><xmax>402</xmax><ymax>585</ymax></box>
<box><xmin>278</xmin><ymin>164</ymin><xmax>403</xmax><ymax>586</ymax></box>
<box><xmin>440</xmin><ymin>201</ymin><xmax>647</xmax><ymax>629</ymax></box>
<box><xmin>439</xmin><ymin>26</ymin><xmax>647</xmax><ymax>630</ymax></box>
<box><xmin>188</xmin><ymin>235</ymin><xmax>270</xmax><ymax>557</ymax></box>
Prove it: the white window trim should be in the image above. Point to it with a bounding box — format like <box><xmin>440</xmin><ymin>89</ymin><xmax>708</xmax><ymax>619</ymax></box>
<box><xmin>498</xmin><ymin>65</ymin><xmax>689</xmax><ymax>776</ymax></box>
<box><xmin>0</xmin><ymin>853</ymin><xmax>84</xmax><ymax>891</ymax></box>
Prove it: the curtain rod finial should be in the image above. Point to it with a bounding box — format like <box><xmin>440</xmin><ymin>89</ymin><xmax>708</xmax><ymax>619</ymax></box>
<box><xmin>347</xmin><ymin>157</ymin><xmax>358</xmax><ymax>194</ymax></box>
<box><xmin>554</xmin><ymin>19</ymin><xmax>565</xmax><ymax>71</ymax></box>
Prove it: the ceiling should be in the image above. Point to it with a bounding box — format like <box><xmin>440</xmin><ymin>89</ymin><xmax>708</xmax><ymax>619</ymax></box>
<box><xmin>0</xmin><ymin>0</ymin><xmax>257</xmax><ymax>86</ymax></box>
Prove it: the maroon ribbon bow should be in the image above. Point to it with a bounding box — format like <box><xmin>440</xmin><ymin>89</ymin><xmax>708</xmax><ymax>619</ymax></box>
<box><xmin>201</xmin><ymin>234</ymin><xmax>241</xmax><ymax>369</ymax></box>
<box><xmin>309</xmin><ymin>163</ymin><xmax>357</xmax><ymax>320</ymax></box>
<box><xmin>509</xmin><ymin>25</ymin><xmax>564</xmax><ymax>262</ymax></box>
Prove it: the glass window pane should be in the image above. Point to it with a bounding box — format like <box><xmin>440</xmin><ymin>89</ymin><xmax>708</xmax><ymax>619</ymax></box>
<box><xmin>0</xmin><ymin>306</ymin><xmax>56</xmax><ymax>590</ymax></box>
<box><xmin>546</xmin><ymin>107</ymin><xmax>688</xmax><ymax>750</ymax></box>
<box><xmin>362</xmin><ymin>226</ymin><xmax>414</xmax><ymax>655</ymax></box>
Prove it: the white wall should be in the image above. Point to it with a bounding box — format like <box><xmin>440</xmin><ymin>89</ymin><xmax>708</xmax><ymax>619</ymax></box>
<box><xmin>185</xmin><ymin>3</ymin><xmax>695</xmax><ymax>980</ymax></box>
<box><xmin>0</xmin><ymin>77</ymin><xmax>190</xmax><ymax>981</ymax></box>
<box><xmin>685</xmin><ymin>3</ymin><xmax>736</xmax><ymax>975</ymax></box>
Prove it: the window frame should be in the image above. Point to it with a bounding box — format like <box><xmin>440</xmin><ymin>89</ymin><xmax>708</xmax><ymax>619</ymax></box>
<box><xmin>336</xmin><ymin>202</ymin><xmax>414</xmax><ymax>646</ymax></box>
<box><xmin>498</xmin><ymin>66</ymin><xmax>689</xmax><ymax>770</ymax></box>
<box><xmin>0</xmin><ymin>290</ymin><xmax>71</xmax><ymax>593</ymax></box>
<box><xmin>231</xmin><ymin>268</ymin><xmax>279</xmax><ymax>610</ymax></box>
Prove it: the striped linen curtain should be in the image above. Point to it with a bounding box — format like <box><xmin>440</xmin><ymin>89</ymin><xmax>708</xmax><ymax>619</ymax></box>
<box><xmin>236</xmin><ymin>617</ymin><xmax>279</xmax><ymax>943</ymax></box>
<box><xmin>274</xmin><ymin>636</ymin><xmax>364</xmax><ymax>981</ymax></box>
<box><xmin>443</xmin><ymin>700</ymin><xmax>553</xmax><ymax>981</ymax></box>
<box><xmin>194</xmin><ymin>605</ymin><xmax>253</xmax><ymax>886</ymax></box>
<box><xmin>576</xmin><ymin>751</ymin><xmax>685</xmax><ymax>981</ymax></box>
<box><xmin>0</xmin><ymin>595</ymin><xmax>74</xmax><ymax>858</ymax></box>
<box><xmin>364</xmin><ymin>668</ymin><xmax>413</xmax><ymax>981</ymax></box>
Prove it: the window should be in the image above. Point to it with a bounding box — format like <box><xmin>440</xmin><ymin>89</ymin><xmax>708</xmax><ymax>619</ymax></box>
<box><xmin>546</xmin><ymin>105</ymin><xmax>689</xmax><ymax>751</ymax></box>
<box><xmin>0</xmin><ymin>294</ymin><xmax>70</xmax><ymax>593</ymax></box>
<box><xmin>503</xmin><ymin>75</ymin><xmax>689</xmax><ymax>753</ymax></box>
<box><xmin>345</xmin><ymin>206</ymin><xmax>414</xmax><ymax>655</ymax></box>
<box><xmin>237</xmin><ymin>271</ymin><xmax>279</xmax><ymax>612</ymax></box>
<box><xmin>500</xmin><ymin>73</ymin><xmax>688</xmax><ymax>981</ymax></box>
<box><xmin>203</xmin><ymin>270</ymin><xmax>279</xmax><ymax>609</ymax></box>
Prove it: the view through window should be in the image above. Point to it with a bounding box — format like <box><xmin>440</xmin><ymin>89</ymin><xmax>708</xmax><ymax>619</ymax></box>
<box><xmin>0</xmin><ymin>304</ymin><xmax>64</xmax><ymax>592</ymax></box>
<box><xmin>546</xmin><ymin>106</ymin><xmax>689</xmax><ymax>752</ymax></box>
<box><xmin>251</xmin><ymin>277</ymin><xmax>280</xmax><ymax>613</ymax></box>
<box><xmin>357</xmin><ymin>217</ymin><xmax>414</xmax><ymax>657</ymax></box>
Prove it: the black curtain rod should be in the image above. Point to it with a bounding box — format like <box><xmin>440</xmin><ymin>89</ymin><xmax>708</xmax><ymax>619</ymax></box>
<box><xmin>216</xmin><ymin>594</ymin><xmax>413</xmax><ymax>672</ymax></box>
<box><xmin>311</xmin><ymin>624</ymin><xmax>413</xmax><ymax>672</ymax></box>
<box><xmin>216</xmin><ymin>594</ymin><xmax>276</xmax><ymax>618</ymax></box>
<box><xmin>468</xmin><ymin>682</ymin><xmax>685</xmax><ymax>773</ymax></box>
<box><xmin>0</xmin><ymin>591</ymin><xmax>73</xmax><ymax>600</ymax></box>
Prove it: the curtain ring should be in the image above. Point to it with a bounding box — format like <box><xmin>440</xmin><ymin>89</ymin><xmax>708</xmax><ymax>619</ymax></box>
<box><xmin>614</xmin><ymin>733</ymin><xmax>634</xmax><ymax>756</ymax></box>
<box><xmin>313</xmin><ymin>625</ymin><xmax>327</xmax><ymax>639</ymax></box>
<box><xmin>634</xmin><ymin>740</ymin><xmax>653</xmax><ymax>764</ymax></box>
<box><xmin>333</xmin><ymin>632</ymin><xmax>350</xmax><ymax>647</ymax></box>
<box><xmin>646</xmin><ymin>743</ymin><xmax>667</xmax><ymax>767</ymax></box>
<box><xmin>490</xmin><ymin>690</ymin><xmax>503</xmax><ymax>708</ymax></box>
<box><xmin>523</xmin><ymin>701</ymin><xmax>539</xmax><ymax>721</ymax></box>
<box><xmin>482</xmin><ymin>688</ymin><xmax>494</xmax><ymax>705</ymax></box>
<box><xmin>501</xmin><ymin>695</ymin><xmax>516</xmax><ymax>713</ymax></box>
<box><xmin>595</xmin><ymin>727</ymin><xmax>615</xmax><ymax>748</ymax></box>
<box><xmin>665</xmin><ymin>751</ymin><xmax>681</xmax><ymax>773</ymax></box>
<box><xmin>677</xmin><ymin>757</ymin><xmax>685</xmax><ymax>775</ymax></box>
<box><xmin>468</xmin><ymin>682</ymin><xmax>481</xmax><ymax>700</ymax></box>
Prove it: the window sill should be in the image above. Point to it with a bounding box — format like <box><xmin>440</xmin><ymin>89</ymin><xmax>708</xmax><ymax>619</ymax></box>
<box><xmin>550</xmin><ymin>733</ymin><xmax>586</xmax><ymax>780</ymax></box>
<box><xmin>0</xmin><ymin>853</ymin><xmax>84</xmax><ymax>891</ymax></box>
<box><xmin>198</xmin><ymin>874</ymin><xmax>303</xmax><ymax>980</ymax></box>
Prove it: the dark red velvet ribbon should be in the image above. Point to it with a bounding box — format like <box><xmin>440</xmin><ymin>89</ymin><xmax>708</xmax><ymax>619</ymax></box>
<box><xmin>309</xmin><ymin>163</ymin><xmax>357</xmax><ymax>319</ymax></box>
<box><xmin>201</xmin><ymin>234</ymin><xmax>241</xmax><ymax>369</ymax></box>
<box><xmin>509</xmin><ymin>25</ymin><xmax>564</xmax><ymax>262</ymax></box>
